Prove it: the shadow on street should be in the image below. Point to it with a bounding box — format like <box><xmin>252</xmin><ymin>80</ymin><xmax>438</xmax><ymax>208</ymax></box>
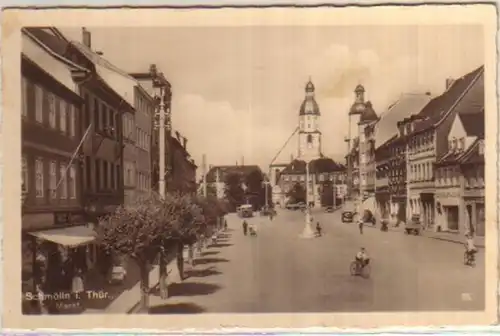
<box><xmin>194</xmin><ymin>257</ymin><xmax>230</xmax><ymax>265</ymax></box>
<box><xmin>201</xmin><ymin>251</ymin><xmax>220</xmax><ymax>257</ymax></box>
<box><xmin>185</xmin><ymin>266</ymin><xmax>222</xmax><ymax>279</ymax></box>
<box><xmin>210</xmin><ymin>243</ymin><xmax>233</xmax><ymax>248</ymax></box>
<box><xmin>167</xmin><ymin>282</ymin><xmax>221</xmax><ymax>297</ymax></box>
<box><xmin>148</xmin><ymin>302</ymin><xmax>206</xmax><ymax>314</ymax></box>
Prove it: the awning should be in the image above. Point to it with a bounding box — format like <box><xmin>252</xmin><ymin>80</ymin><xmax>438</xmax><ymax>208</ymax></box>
<box><xmin>29</xmin><ymin>225</ymin><xmax>96</xmax><ymax>248</ymax></box>
<box><xmin>420</xmin><ymin>192</ymin><xmax>435</xmax><ymax>203</ymax></box>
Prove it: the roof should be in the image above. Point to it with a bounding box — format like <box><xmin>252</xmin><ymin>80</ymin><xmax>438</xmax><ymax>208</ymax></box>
<box><xmin>70</xmin><ymin>41</ymin><xmax>138</xmax><ymax>107</ymax></box>
<box><xmin>22</xmin><ymin>30</ymin><xmax>80</xmax><ymax>94</ymax></box>
<box><xmin>375</xmin><ymin>93</ymin><xmax>432</xmax><ymax>149</ymax></box>
<box><xmin>459</xmin><ymin>112</ymin><xmax>485</xmax><ymax>138</ymax></box>
<box><xmin>408</xmin><ymin>65</ymin><xmax>484</xmax><ymax>134</ymax></box>
<box><xmin>437</xmin><ymin>138</ymin><xmax>483</xmax><ymax>166</ymax></box>
<box><xmin>205</xmin><ymin>165</ymin><xmax>262</xmax><ymax>183</ymax></box>
<box><xmin>299</xmin><ymin>79</ymin><xmax>320</xmax><ymax>116</ymax></box>
<box><xmin>461</xmin><ymin>139</ymin><xmax>484</xmax><ymax>165</ymax></box>
<box><xmin>280</xmin><ymin>157</ymin><xmax>346</xmax><ymax>175</ymax></box>
<box><xmin>358</xmin><ymin>101</ymin><xmax>378</xmax><ymax>125</ymax></box>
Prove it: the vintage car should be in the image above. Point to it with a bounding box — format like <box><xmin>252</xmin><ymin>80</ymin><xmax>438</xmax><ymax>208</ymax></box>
<box><xmin>405</xmin><ymin>214</ymin><xmax>422</xmax><ymax>235</ymax></box>
<box><xmin>342</xmin><ymin>210</ymin><xmax>356</xmax><ymax>223</ymax></box>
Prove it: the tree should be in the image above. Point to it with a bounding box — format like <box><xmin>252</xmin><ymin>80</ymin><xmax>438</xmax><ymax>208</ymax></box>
<box><xmin>224</xmin><ymin>172</ymin><xmax>244</xmax><ymax>210</ymax></box>
<box><xmin>96</xmin><ymin>192</ymin><xmax>199</xmax><ymax>311</ymax></box>
<box><xmin>287</xmin><ymin>182</ymin><xmax>306</xmax><ymax>203</ymax></box>
<box><xmin>245</xmin><ymin>170</ymin><xmax>265</xmax><ymax>209</ymax></box>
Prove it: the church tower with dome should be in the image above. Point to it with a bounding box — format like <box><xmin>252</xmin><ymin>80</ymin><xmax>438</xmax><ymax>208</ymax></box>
<box><xmin>298</xmin><ymin>79</ymin><xmax>322</xmax><ymax>161</ymax></box>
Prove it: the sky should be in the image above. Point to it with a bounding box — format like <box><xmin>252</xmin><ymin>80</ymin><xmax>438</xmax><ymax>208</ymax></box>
<box><xmin>59</xmin><ymin>25</ymin><xmax>483</xmax><ymax>174</ymax></box>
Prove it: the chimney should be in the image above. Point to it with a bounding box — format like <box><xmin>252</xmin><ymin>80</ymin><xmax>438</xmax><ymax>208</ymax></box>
<box><xmin>445</xmin><ymin>78</ymin><xmax>455</xmax><ymax>90</ymax></box>
<box><xmin>182</xmin><ymin>137</ymin><xmax>187</xmax><ymax>149</ymax></box>
<box><xmin>82</xmin><ymin>27</ymin><xmax>91</xmax><ymax>49</ymax></box>
<box><xmin>290</xmin><ymin>154</ymin><xmax>294</xmax><ymax>162</ymax></box>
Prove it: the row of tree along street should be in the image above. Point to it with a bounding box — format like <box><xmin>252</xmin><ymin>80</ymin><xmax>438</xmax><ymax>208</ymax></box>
<box><xmin>30</xmin><ymin>192</ymin><xmax>228</xmax><ymax>314</ymax></box>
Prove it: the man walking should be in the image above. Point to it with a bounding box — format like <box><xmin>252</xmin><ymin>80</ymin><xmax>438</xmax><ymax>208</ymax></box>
<box><xmin>242</xmin><ymin>220</ymin><xmax>248</xmax><ymax>236</ymax></box>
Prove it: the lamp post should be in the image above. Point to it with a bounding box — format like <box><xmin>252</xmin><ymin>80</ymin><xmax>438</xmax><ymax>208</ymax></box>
<box><xmin>300</xmin><ymin>160</ymin><xmax>315</xmax><ymax>239</ymax></box>
<box><xmin>263</xmin><ymin>180</ymin><xmax>270</xmax><ymax>208</ymax></box>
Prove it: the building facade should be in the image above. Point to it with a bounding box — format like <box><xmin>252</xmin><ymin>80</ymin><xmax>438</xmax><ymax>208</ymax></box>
<box><xmin>130</xmin><ymin>64</ymin><xmax>171</xmax><ymax>195</ymax></box>
<box><xmin>434</xmin><ymin>89</ymin><xmax>485</xmax><ymax>235</ymax></box>
<box><xmin>133</xmin><ymin>86</ymin><xmax>154</xmax><ymax>199</ymax></box>
<box><xmin>374</xmin><ymin>93</ymin><xmax>432</xmax><ymax>220</ymax></box>
<box><xmin>402</xmin><ymin>65</ymin><xmax>483</xmax><ymax>230</ymax></box>
<box><xmin>122</xmin><ymin>107</ymin><xmax>136</xmax><ymax>204</ymax></box>
<box><xmin>67</xmin><ymin>32</ymin><xmax>130</xmax><ymax>221</ymax></box>
<box><xmin>21</xmin><ymin>27</ymin><xmax>87</xmax><ymax>302</ymax></box>
<box><xmin>167</xmin><ymin>131</ymin><xmax>197</xmax><ymax>194</ymax></box>
<box><xmin>269</xmin><ymin>162</ymin><xmax>288</xmax><ymax>207</ymax></box>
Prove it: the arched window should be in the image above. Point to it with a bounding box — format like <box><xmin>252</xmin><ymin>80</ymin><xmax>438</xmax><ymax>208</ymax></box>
<box><xmin>307</xmin><ymin>134</ymin><xmax>313</xmax><ymax>143</ymax></box>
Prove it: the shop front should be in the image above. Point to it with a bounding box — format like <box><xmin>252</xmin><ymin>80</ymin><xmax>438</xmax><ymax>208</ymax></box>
<box><xmin>22</xmin><ymin>210</ymin><xmax>96</xmax><ymax>314</ymax></box>
<box><xmin>435</xmin><ymin>189</ymin><xmax>463</xmax><ymax>233</ymax></box>
<box><xmin>464</xmin><ymin>190</ymin><xmax>485</xmax><ymax>237</ymax></box>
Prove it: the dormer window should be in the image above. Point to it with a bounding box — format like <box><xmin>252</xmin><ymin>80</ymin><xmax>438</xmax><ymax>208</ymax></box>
<box><xmin>478</xmin><ymin>140</ymin><xmax>485</xmax><ymax>155</ymax></box>
<box><xmin>459</xmin><ymin>138</ymin><xmax>465</xmax><ymax>151</ymax></box>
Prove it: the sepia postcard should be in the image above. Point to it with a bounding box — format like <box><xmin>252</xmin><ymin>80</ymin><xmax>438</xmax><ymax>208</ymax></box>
<box><xmin>2</xmin><ymin>4</ymin><xmax>498</xmax><ymax>331</ymax></box>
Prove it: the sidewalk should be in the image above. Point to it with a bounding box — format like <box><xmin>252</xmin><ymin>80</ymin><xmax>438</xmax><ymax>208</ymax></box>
<box><xmin>363</xmin><ymin>222</ymin><xmax>485</xmax><ymax>248</ymax></box>
<box><xmin>86</xmin><ymin>228</ymin><xmax>226</xmax><ymax>314</ymax></box>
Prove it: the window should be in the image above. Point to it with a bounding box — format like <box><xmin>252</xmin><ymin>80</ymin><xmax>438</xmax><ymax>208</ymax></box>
<box><xmin>110</xmin><ymin>163</ymin><xmax>115</xmax><ymax>189</ymax></box>
<box><xmin>59</xmin><ymin>100</ymin><xmax>67</xmax><ymax>133</ymax></box>
<box><xmin>48</xmin><ymin>93</ymin><xmax>56</xmax><ymax>128</ymax></box>
<box><xmin>85</xmin><ymin>156</ymin><xmax>92</xmax><ymax>190</ymax></box>
<box><xmin>307</xmin><ymin>134</ymin><xmax>312</xmax><ymax>144</ymax></box>
<box><xmin>95</xmin><ymin>159</ymin><xmax>101</xmax><ymax>190</ymax></box>
<box><xmin>103</xmin><ymin>161</ymin><xmax>109</xmax><ymax>189</ymax></box>
<box><xmin>60</xmin><ymin>164</ymin><xmax>67</xmax><ymax>199</ymax></box>
<box><xmin>35</xmin><ymin>85</ymin><xmax>43</xmax><ymax>122</ymax></box>
<box><xmin>49</xmin><ymin>161</ymin><xmax>57</xmax><ymax>199</ymax></box>
<box><xmin>102</xmin><ymin>104</ymin><xmax>108</xmax><ymax>130</ymax></box>
<box><xmin>21</xmin><ymin>77</ymin><xmax>28</xmax><ymax>117</ymax></box>
<box><xmin>35</xmin><ymin>158</ymin><xmax>44</xmax><ymax>198</ymax></box>
<box><xmin>479</xmin><ymin>140</ymin><xmax>484</xmax><ymax>155</ymax></box>
<box><xmin>93</xmin><ymin>98</ymin><xmax>100</xmax><ymax>131</ymax></box>
<box><xmin>69</xmin><ymin>165</ymin><xmax>76</xmax><ymax>199</ymax></box>
<box><xmin>22</xmin><ymin>155</ymin><xmax>28</xmax><ymax>193</ymax></box>
<box><xmin>459</xmin><ymin>138</ymin><xmax>465</xmax><ymax>151</ymax></box>
<box><xmin>68</xmin><ymin>104</ymin><xmax>75</xmax><ymax>137</ymax></box>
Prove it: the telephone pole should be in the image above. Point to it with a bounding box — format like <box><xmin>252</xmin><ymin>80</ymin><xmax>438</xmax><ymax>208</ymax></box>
<box><xmin>202</xmin><ymin>154</ymin><xmax>207</xmax><ymax>197</ymax></box>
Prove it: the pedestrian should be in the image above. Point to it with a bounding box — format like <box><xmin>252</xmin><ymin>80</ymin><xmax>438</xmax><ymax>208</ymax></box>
<box><xmin>71</xmin><ymin>268</ymin><xmax>84</xmax><ymax>300</ymax></box>
<box><xmin>242</xmin><ymin>220</ymin><xmax>248</xmax><ymax>236</ymax></box>
<box><xmin>358</xmin><ymin>218</ymin><xmax>364</xmax><ymax>235</ymax></box>
<box><xmin>224</xmin><ymin>219</ymin><xmax>228</xmax><ymax>231</ymax></box>
<box><xmin>316</xmin><ymin>221</ymin><xmax>322</xmax><ymax>237</ymax></box>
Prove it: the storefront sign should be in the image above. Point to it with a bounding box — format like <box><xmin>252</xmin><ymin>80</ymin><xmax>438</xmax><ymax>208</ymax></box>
<box><xmin>54</xmin><ymin>212</ymin><xmax>85</xmax><ymax>226</ymax></box>
<box><xmin>22</xmin><ymin>213</ymin><xmax>54</xmax><ymax>231</ymax></box>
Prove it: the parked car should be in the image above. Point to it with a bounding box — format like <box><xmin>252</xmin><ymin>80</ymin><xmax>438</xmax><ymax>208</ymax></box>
<box><xmin>325</xmin><ymin>206</ymin><xmax>334</xmax><ymax>213</ymax></box>
<box><xmin>342</xmin><ymin>210</ymin><xmax>355</xmax><ymax>223</ymax></box>
<box><xmin>405</xmin><ymin>214</ymin><xmax>422</xmax><ymax>235</ymax></box>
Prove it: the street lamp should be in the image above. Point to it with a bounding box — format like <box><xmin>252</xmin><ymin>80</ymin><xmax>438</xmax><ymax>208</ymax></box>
<box><xmin>300</xmin><ymin>159</ymin><xmax>315</xmax><ymax>239</ymax></box>
<box><xmin>263</xmin><ymin>180</ymin><xmax>270</xmax><ymax>208</ymax></box>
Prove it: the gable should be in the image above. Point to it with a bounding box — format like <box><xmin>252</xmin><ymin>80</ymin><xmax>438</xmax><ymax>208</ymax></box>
<box><xmin>448</xmin><ymin>114</ymin><xmax>466</xmax><ymax>141</ymax></box>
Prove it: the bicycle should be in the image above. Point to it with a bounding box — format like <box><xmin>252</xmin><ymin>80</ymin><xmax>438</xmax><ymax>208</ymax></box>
<box><xmin>464</xmin><ymin>250</ymin><xmax>476</xmax><ymax>267</ymax></box>
<box><xmin>350</xmin><ymin>259</ymin><xmax>371</xmax><ymax>278</ymax></box>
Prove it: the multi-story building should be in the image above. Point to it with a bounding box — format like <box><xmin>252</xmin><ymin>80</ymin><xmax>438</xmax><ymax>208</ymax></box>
<box><xmin>346</xmin><ymin>85</ymin><xmax>377</xmax><ymax>209</ymax></box>
<box><xmin>133</xmin><ymin>86</ymin><xmax>155</xmax><ymax>199</ymax></box>
<box><xmin>279</xmin><ymin>158</ymin><xmax>346</xmax><ymax>207</ymax></box>
<box><xmin>67</xmin><ymin>32</ymin><xmax>131</xmax><ymax>222</ymax></box>
<box><xmin>400</xmin><ymin>65</ymin><xmax>483</xmax><ymax>230</ymax></box>
<box><xmin>269</xmin><ymin>162</ymin><xmax>289</xmax><ymax>207</ymax></box>
<box><xmin>167</xmin><ymin>131</ymin><xmax>197</xmax><ymax>194</ymax></box>
<box><xmin>434</xmin><ymin>83</ymin><xmax>484</xmax><ymax>235</ymax></box>
<box><xmin>130</xmin><ymin>64</ymin><xmax>171</xmax><ymax>195</ymax></box>
<box><xmin>374</xmin><ymin>93</ymin><xmax>432</xmax><ymax>219</ymax></box>
<box><xmin>21</xmin><ymin>27</ymin><xmax>87</xmax><ymax>298</ymax></box>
